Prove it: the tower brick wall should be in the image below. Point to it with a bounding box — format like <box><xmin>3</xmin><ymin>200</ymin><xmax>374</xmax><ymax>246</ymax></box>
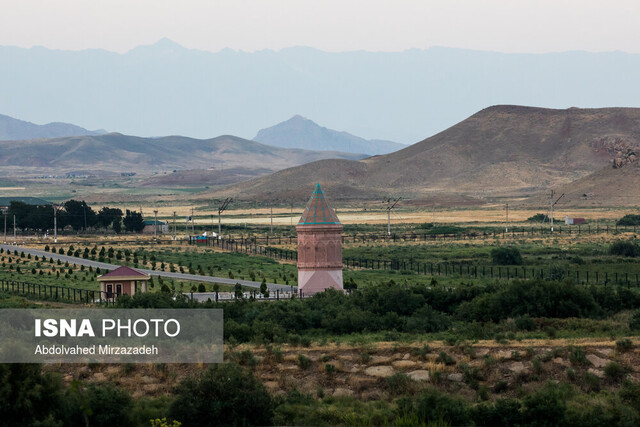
<box><xmin>296</xmin><ymin>184</ymin><xmax>343</xmax><ymax>294</ymax></box>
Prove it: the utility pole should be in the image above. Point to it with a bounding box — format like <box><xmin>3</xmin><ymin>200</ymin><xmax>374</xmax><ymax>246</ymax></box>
<box><xmin>3</xmin><ymin>209</ymin><xmax>6</xmax><ymax>244</ymax></box>
<box><xmin>13</xmin><ymin>215</ymin><xmax>16</xmax><ymax>240</ymax></box>
<box><xmin>153</xmin><ymin>209</ymin><xmax>158</xmax><ymax>239</ymax></box>
<box><xmin>185</xmin><ymin>214</ymin><xmax>188</xmax><ymax>240</ymax></box>
<box><xmin>270</xmin><ymin>207</ymin><xmax>273</xmax><ymax>235</ymax></box>
<box><xmin>173</xmin><ymin>211</ymin><xmax>176</xmax><ymax>240</ymax></box>
<box><xmin>549</xmin><ymin>191</ymin><xmax>565</xmax><ymax>233</ymax></box>
<box><xmin>505</xmin><ymin>203</ymin><xmax>509</xmax><ymax>233</ymax></box>
<box><xmin>53</xmin><ymin>205</ymin><xmax>58</xmax><ymax>243</ymax></box>
<box><xmin>217</xmin><ymin>198</ymin><xmax>232</xmax><ymax>236</ymax></box>
<box><xmin>384</xmin><ymin>198</ymin><xmax>401</xmax><ymax>236</ymax></box>
<box><xmin>83</xmin><ymin>204</ymin><xmax>87</xmax><ymax>232</ymax></box>
<box><xmin>550</xmin><ymin>191</ymin><xmax>554</xmax><ymax>232</ymax></box>
<box><xmin>191</xmin><ymin>207</ymin><xmax>195</xmax><ymax>236</ymax></box>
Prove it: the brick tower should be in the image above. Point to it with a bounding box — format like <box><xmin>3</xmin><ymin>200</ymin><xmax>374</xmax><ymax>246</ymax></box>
<box><xmin>296</xmin><ymin>183</ymin><xmax>343</xmax><ymax>295</ymax></box>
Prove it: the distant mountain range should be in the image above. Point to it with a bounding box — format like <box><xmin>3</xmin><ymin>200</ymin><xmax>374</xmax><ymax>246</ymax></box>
<box><xmin>254</xmin><ymin>115</ymin><xmax>405</xmax><ymax>155</ymax></box>
<box><xmin>3</xmin><ymin>40</ymin><xmax>640</xmax><ymax>143</ymax></box>
<box><xmin>0</xmin><ymin>114</ymin><xmax>104</xmax><ymax>140</ymax></box>
<box><xmin>223</xmin><ymin>105</ymin><xmax>640</xmax><ymax>206</ymax></box>
<box><xmin>0</xmin><ymin>133</ymin><xmax>366</xmax><ymax>183</ymax></box>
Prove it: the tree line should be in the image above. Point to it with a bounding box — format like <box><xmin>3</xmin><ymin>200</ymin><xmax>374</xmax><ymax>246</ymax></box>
<box><xmin>5</xmin><ymin>200</ymin><xmax>146</xmax><ymax>233</ymax></box>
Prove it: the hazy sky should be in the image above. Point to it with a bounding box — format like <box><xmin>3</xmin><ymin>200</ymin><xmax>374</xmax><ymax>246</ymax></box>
<box><xmin>1</xmin><ymin>0</ymin><xmax>639</xmax><ymax>53</ymax></box>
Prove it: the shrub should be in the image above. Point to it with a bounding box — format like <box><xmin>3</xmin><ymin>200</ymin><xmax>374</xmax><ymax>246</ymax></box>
<box><xmin>568</xmin><ymin>346</ymin><xmax>589</xmax><ymax>366</ymax></box>
<box><xmin>456</xmin><ymin>280</ymin><xmax>600</xmax><ymax>323</ymax></box>
<box><xmin>581</xmin><ymin>371</ymin><xmax>601</xmax><ymax>392</ymax></box>
<box><xmin>604</xmin><ymin>361</ymin><xmax>627</xmax><ymax>382</ymax></box>
<box><xmin>0</xmin><ymin>364</ymin><xmax>66</xmax><ymax>425</ymax></box>
<box><xmin>610</xmin><ymin>240</ymin><xmax>640</xmax><ymax>257</ymax></box>
<box><xmin>169</xmin><ymin>363</ymin><xmax>272</xmax><ymax>426</ymax></box>
<box><xmin>616</xmin><ymin>338</ymin><xmax>634</xmax><ymax>352</ymax></box>
<box><xmin>436</xmin><ymin>351</ymin><xmax>455</xmax><ymax>366</ymax></box>
<box><xmin>491</xmin><ymin>247</ymin><xmax>523</xmax><ymax>265</ymax></box>
<box><xmin>521</xmin><ymin>383</ymin><xmax>569</xmax><ymax>426</ymax></box>
<box><xmin>324</xmin><ymin>363</ymin><xmax>336</xmax><ymax>375</ymax></box>
<box><xmin>493</xmin><ymin>380</ymin><xmax>509</xmax><ymax>394</ymax></box>
<box><xmin>515</xmin><ymin>315</ymin><xmax>537</xmax><ymax>331</ymax></box>
<box><xmin>81</xmin><ymin>383</ymin><xmax>135</xmax><ymax>426</ymax></box>
<box><xmin>297</xmin><ymin>354</ymin><xmax>311</xmax><ymax>370</ymax></box>
<box><xmin>385</xmin><ymin>373</ymin><xmax>414</xmax><ymax>396</ymax></box>
<box><xmin>629</xmin><ymin>310</ymin><xmax>640</xmax><ymax>330</ymax></box>
<box><xmin>396</xmin><ymin>388</ymin><xmax>472</xmax><ymax>426</ymax></box>
<box><xmin>617</xmin><ymin>214</ymin><xmax>640</xmax><ymax>226</ymax></box>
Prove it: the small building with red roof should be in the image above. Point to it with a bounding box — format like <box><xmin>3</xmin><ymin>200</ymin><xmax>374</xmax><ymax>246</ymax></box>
<box><xmin>97</xmin><ymin>265</ymin><xmax>150</xmax><ymax>299</ymax></box>
<box><xmin>296</xmin><ymin>183</ymin><xmax>343</xmax><ymax>295</ymax></box>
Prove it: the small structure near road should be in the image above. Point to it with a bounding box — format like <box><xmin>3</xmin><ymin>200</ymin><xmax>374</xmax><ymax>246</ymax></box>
<box><xmin>296</xmin><ymin>183</ymin><xmax>343</xmax><ymax>295</ymax></box>
<box><xmin>97</xmin><ymin>265</ymin><xmax>150</xmax><ymax>299</ymax></box>
<box><xmin>142</xmin><ymin>220</ymin><xmax>168</xmax><ymax>235</ymax></box>
<box><xmin>565</xmin><ymin>216</ymin><xmax>587</xmax><ymax>225</ymax></box>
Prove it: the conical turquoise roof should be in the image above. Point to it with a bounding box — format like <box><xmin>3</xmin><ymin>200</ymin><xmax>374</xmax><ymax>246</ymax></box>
<box><xmin>298</xmin><ymin>183</ymin><xmax>341</xmax><ymax>225</ymax></box>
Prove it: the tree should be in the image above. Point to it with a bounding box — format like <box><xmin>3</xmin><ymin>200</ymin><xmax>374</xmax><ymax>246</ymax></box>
<box><xmin>96</xmin><ymin>207</ymin><xmax>123</xmax><ymax>232</ymax></box>
<box><xmin>169</xmin><ymin>363</ymin><xmax>273</xmax><ymax>426</ymax></box>
<box><xmin>260</xmin><ymin>279</ymin><xmax>269</xmax><ymax>297</ymax></box>
<box><xmin>62</xmin><ymin>200</ymin><xmax>97</xmax><ymax>231</ymax></box>
<box><xmin>0</xmin><ymin>364</ymin><xmax>66</xmax><ymax>425</ymax></box>
<box><xmin>112</xmin><ymin>218</ymin><xmax>122</xmax><ymax>234</ymax></box>
<box><xmin>123</xmin><ymin>209</ymin><xmax>145</xmax><ymax>233</ymax></box>
<box><xmin>7</xmin><ymin>201</ymin><xmax>54</xmax><ymax>232</ymax></box>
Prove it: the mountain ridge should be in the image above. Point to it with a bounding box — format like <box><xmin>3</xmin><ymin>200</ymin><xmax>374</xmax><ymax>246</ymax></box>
<box><xmin>253</xmin><ymin>115</ymin><xmax>405</xmax><ymax>155</ymax></box>
<box><xmin>0</xmin><ymin>114</ymin><xmax>105</xmax><ymax>141</ymax></box>
<box><xmin>4</xmin><ymin>42</ymin><xmax>640</xmax><ymax>143</ymax></box>
<box><xmin>0</xmin><ymin>132</ymin><xmax>366</xmax><ymax>180</ymax></box>
<box><xmin>220</xmin><ymin>105</ymin><xmax>640</xmax><ymax>205</ymax></box>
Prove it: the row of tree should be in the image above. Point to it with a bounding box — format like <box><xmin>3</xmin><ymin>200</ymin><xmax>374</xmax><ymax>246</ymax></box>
<box><xmin>4</xmin><ymin>200</ymin><xmax>146</xmax><ymax>233</ymax></box>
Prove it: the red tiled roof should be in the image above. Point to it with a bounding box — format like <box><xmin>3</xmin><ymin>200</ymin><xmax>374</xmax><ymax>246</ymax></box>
<box><xmin>298</xmin><ymin>183</ymin><xmax>341</xmax><ymax>225</ymax></box>
<box><xmin>100</xmin><ymin>266</ymin><xmax>148</xmax><ymax>278</ymax></box>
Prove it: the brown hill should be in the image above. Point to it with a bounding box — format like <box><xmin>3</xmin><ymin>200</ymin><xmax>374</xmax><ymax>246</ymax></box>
<box><xmin>223</xmin><ymin>105</ymin><xmax>640</xmax><ymax>202</ymax></box>
<box><xmin>0</xmin><ymin>133</ymin><xmax>366</xmax><ymax>176</ymax></box>
<box><xmin>525</xmin><ymin>160</ymin><xmax>640</xmax><ymax>207</ymax></box>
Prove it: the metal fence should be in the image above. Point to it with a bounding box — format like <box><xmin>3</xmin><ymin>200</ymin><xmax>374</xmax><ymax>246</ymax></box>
<box><xmin>0</xmin><ymin>279</ymin><xmax>117</xmax><ymax>305</ymax></box>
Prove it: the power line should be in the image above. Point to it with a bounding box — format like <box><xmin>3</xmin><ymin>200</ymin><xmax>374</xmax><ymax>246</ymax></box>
<box><xmin>383</xmin><ymin>197</ymin><xmax>402</xmax><ymax>236</ymax></box>
<box><xmin>217</xmin><ymin>198</ymin><xmax>232</xmax><ymax>236</ymax></box>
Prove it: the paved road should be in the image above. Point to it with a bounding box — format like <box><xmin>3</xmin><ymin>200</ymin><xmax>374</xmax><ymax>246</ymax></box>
<box><xmin>0</xmin><ymin>244</ymin><xmax>296</xmax><ymax>292</ymax></box>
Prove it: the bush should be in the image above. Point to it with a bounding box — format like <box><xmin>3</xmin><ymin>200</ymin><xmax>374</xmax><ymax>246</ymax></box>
<box><xmin>568</xmin><ymin>346</ymin><xmax>589</xmax><ymax>366</ymax></box>
<box><xmin>616</xmin><ymin>338</ymin><xmax>634</xmax><ymax>352</ymax></box>
<box><xmin>0</xmin><ymin>364</ymin><xmax>66</xmax><ymax>425</ymax></box>
<box><xmin>515</xmin><ymin>315</ymin><xmax>537</xmax><ymax>331</ymax></box>
<box><xmin>297</xmin><ymin>354</ymin><xmax>311</xmax><ymax>370</ymax></box>
<box><xmin>491</xmin><ymin>247</ymin><xmax>523</xmax><ymax>265</ymax></box>
<box><xmin>456</xmin><ymin>280</ymin><xmax>600</xmax><ymax>323</ymax></box>
<box><xmin>169</xmin><ymin>363</ymin><xmax>272</xmax><ymax>426</ymax></box>
<box><xmin>521</xmin><ymin>383</ymin><xmax>569</xmax><ymax>426</ymax></box>
<box><xmin>610</xmin><ymin>240</ymin><xmax>640</xmax><ymax>257</ymax></box>
<box><xmin>630</xmin><ymin>310</ymin><xmax>640</xmax><ymax>330</ymax></box>
<box><xmin>385</xmin><ymin>373</ymin><xmax>414</xmax><ymax>396</ymax></box>
<box><xmin>81</xmin><ymin>383</ymin><xmax>135</xmax><ymax>426</ymax></box>
<box><xmin>604</xmin><ymin>361</ymin><xmax>627</xmax><ymax>382</ymax></box>
<box><xmin>617</xmin><ymin>214</ymin><xmax>640</xmax><ymax>226</ymax></box>
<box><xmin>397</xmin><ymin>388</ymin><xmax>472</xmax><ymax>426</ymax></box>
